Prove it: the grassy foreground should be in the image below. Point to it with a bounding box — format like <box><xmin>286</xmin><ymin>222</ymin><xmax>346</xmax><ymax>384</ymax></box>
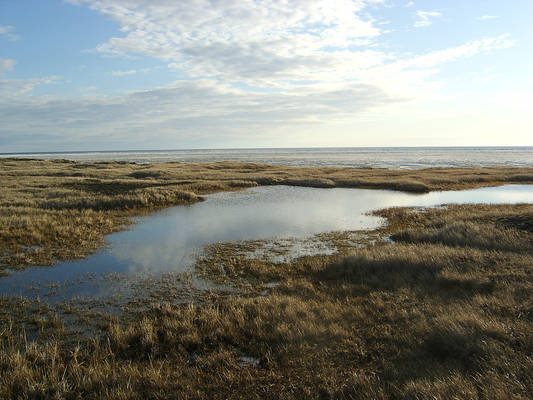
<box><xmin>0</xmin><ymin>159</ymin><xmax>532</xmax><ymax>399</ymax></box>
<box><xmin>1</xmin><ymin>202</ymin><xmax>532</xmax><ymax>399</ymax></box>
<box><xmin>1</xmin><ymin>158</ymin><xmax>532</xmax><ymax>271</ymax></box>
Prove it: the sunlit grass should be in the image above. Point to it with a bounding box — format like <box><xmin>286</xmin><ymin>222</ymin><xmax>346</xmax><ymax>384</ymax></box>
<box><xmin>1</xmin><ymin>159</ymin><xmax>532</xmax><ymax>398</ymax></box>
<box><xmin>2</xmin><ymin>158</ymin><xmax>532</xmax><ymax>272</ymax></box>
<box><xmin>1</xmin><ymin>191</ymin><xmax>532</xmax><ymax>398</ymax></box>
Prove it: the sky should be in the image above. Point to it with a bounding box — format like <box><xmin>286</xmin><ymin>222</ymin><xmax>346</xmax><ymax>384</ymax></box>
<box><xmin>0</xmin><ymin>0</ymin><xmax>532</xmax><ymax>152</ymax></box>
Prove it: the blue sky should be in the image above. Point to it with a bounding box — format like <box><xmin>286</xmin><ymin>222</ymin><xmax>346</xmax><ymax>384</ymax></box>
<box><xmin>1</xmin><ymin>0</ymin><xmax>532</xmax><ymax>151</ymax></box>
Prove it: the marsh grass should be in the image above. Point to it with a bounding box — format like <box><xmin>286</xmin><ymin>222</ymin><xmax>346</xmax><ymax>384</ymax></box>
<box><xmin>2</xmin><ymin>158</ymin><xmax>532</xmax><ymax>272</ymax></box>
<box><xmin>1</xmin><ymin>160</ymin><xmax>532</xmax><ymax>398</ymax></box>
<box><xmin>1</xmin><ymin>197</ymin><xmax>532</xmax><ymax>398</ymax></box>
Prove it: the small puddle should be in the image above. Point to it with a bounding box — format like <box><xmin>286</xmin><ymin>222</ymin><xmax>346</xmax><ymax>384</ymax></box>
<box><xmin>238</xmin><ymin>355</ymin><xmax>261</xmax><ymax>368</ymax></box>
<box><xmin>260</xmin><ymin>282</ymin><xmax>280</xmax><ymax>296</ymax></box>
<box><xmin>0</xmin><ymin>184</ymin><xmax>532</xmax><ymax>303</ymax></box>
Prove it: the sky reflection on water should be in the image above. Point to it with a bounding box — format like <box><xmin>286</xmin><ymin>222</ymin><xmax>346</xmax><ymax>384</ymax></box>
<box><xmin>1</xmin><ymin>184</ymin><xmax>532</xmax><ymax>301</ymax></box>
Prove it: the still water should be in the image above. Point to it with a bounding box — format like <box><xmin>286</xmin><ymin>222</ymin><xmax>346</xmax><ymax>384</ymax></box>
<box><xmin>1</xmin><ymin>184</ymin><xmax>532</xmax><ymax>301</ymax></box>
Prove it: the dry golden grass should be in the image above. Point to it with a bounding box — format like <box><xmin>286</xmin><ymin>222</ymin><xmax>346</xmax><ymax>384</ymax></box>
<box><xmin>1</xmin><ymin>198</ymin><xmax>532</xmax><ymax>398</ymax></box>
<box><xmin>1</xmin><ymin>158</ymin><xmax>532</xmax><ymax>271</ymax></box>
<box><xmin>1</xmin><ymin>159</ymin><xmax>532</xmax><ymax>398</ymax></box>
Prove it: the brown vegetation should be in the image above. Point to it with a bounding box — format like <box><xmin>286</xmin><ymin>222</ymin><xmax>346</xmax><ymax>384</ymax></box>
<box><xmin>1</xmin><ymin>158</ymin><xmax>532</xmax><ymax>271</ymax></box>
<box><xmin>1</xmin><ymin>188</ymin><xmax>532</xmax><ymax>398</ymax></box>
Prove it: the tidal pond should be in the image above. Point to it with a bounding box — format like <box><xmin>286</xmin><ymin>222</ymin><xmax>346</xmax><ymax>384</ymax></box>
<box><xmin>1</xmin><ymin>184</ymin><xmax>532</xmax><ymax>302</ymax></box>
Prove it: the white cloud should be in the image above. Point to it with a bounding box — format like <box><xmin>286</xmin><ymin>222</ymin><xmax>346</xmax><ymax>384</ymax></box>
<box><xmin>351</xmin><ymin>34</ymin><xmax>515</xmax><ymax>100</ymax></box>
<box><xmin>0</xmin><ymin>76</ymin><xmax>58</xmax><ymax>97</ymax></box>
<box><xmin>0</xmin><ymin>1</ymin><xmax>521</xmax><ymax>149</ymax></box>
<box><xmin>111</xmin><ymin>68</ymin><xmax>150</xmax><ymax>76</ymax></box>
<box><xmin>0</xmin><ymin>79</ymin><xmax>397</xmax><ymax>148</ymax></box>
<box><xmin>2</xmin><ymin>30</ymin><xmax>511</xmax><ymax>148</ymax></box>
<box><xmin>0</xmin><ymin>25</ymin><xmax>21</xmax><ymax>41</ymax></box>
<box><xmin>414</xmin><ymin>10</ymin><xmax>442</xmax><ymax>28</ymax></box>
<box><xmin>64</xmin><ymin>1</ymin><xmax>511</xmax><ymax>96</ymax></box>
<box><xmin>0</xmin><ymin>58</ymin><xmax>16</xmax><ymax>74</ymax></box>
<box><xmin>398</xmin><ymin>35</ymin><xmax>514</xmax><ymax>69</ymax></box>
<box><xmin>480</xmin><ymin>15</ymin><xmax>498</xmax><ymax>20</ymax></box>
<box><xmin>66</xmin><ymin>0</ymin><xmax>383</xmax><ymax>85</ymax></box>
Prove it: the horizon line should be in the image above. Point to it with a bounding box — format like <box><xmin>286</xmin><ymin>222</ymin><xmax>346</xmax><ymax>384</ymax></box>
<box><xmin>2</xmin><ymin>145</ymin><xmax>533</xmax><ymax>156</ymax></box>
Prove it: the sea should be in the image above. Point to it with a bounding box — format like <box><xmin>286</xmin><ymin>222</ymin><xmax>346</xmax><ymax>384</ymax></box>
<box><xmin>1</xmin><ymin>147</ymin><xmax>532</xmax><ymax>169</ymax></box>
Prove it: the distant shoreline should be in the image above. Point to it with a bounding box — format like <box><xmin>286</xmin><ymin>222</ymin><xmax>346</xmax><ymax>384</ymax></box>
<box><xmin>2</xmin><ymin>145</ymin><xmax>533</xmax><ymax>156</ymax></box>
<box><xmin>2</xmin><ymin>147</ymin><xmax>532</xmax><ymax>169</ymax></box>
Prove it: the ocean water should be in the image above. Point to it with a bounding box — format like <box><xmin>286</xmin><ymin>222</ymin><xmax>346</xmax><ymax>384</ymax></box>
<box><xmin>1</xmin><ymin>147</ymin><xmax>532</xmax><ymax>169</ymax></box>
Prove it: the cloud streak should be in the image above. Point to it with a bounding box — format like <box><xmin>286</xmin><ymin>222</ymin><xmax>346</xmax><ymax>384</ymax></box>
<box><xmin>397</xmin><ymin>35</ymin><xmax>514</xmax><ymax>69</ymax></box>
<box><xmin>414</xmin><ymin>10</ymin><xmax>442</xmax><ymax>28</ymax></box>
<box><xmin>0</xmin><ymin>25</ymin><xmax>20</xmax><ymax>41</ymax></box>
<box><xmin>111</xmin><ymin>68</ymin><xmax>150</xmax><ymax>76</ymax></box>
<box><xmin>0</xmin><ymin>80</ymin><xmax>398</xmax><ymax>149</ymax></box>
<box><xmin>0</xmin><ymin>76</ymin><xmax>58</xmax><ymax>96</ymax></box>
<box><xmin>0</xmin><ymin>58</ymin><xmax>16</xmax><ymax>74</ymax></box>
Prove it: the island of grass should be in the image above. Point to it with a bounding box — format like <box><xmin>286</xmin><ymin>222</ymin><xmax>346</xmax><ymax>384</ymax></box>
<box><xmin>0</xmin><ymin>159</ymin><xmax>532</xmax><ymax>399</ymax></box>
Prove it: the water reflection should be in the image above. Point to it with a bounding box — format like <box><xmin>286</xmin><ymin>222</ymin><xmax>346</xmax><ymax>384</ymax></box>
<box><xmin>1</xmin><ymin>184</ymin><xmax>532</xmax><ymax>301</ymax></box>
